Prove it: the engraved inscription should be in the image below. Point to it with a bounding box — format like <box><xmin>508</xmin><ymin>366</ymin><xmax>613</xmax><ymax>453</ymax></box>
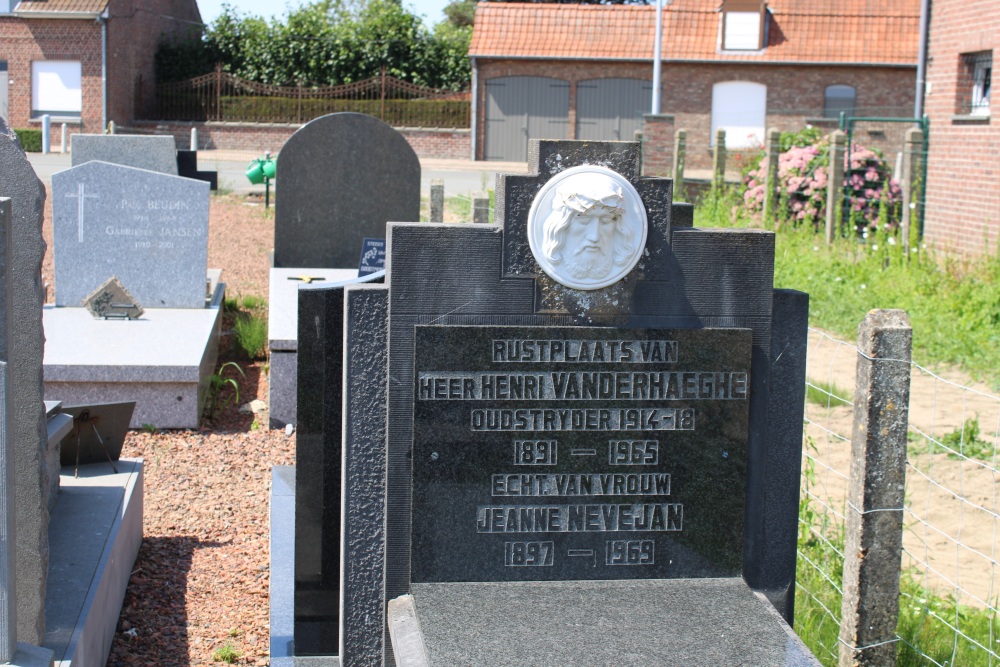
<box><xmin>504</xmin><ymin>541</ymin><xmax>554</xmax><ymax>567</ymax></box>
<box><xmin>411</xmin><ymin>326</ymin><xmax>751</xmax><ymax>583</ymax></box>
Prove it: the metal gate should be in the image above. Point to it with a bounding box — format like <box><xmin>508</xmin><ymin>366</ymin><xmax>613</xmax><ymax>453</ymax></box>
<box><xmin>0</xmin><ymin>62</ymin><xmax>8</xmax><ymax>121</ymax></box>
<box><xmin>576</xmin><ymin>78</ymin><xmax>652</xmax><ymax>141</ymax></box>
<box><xmin>484</xmin><ymin>76</ymin><xmax>569</xmax><ymax>162</ymax></box>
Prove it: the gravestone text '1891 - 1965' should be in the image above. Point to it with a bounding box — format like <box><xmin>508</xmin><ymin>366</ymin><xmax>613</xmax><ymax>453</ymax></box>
<box><xmin>52</xmin><ymin>161</ymin><xmax>209</xmax><ymax>309</ymax></box>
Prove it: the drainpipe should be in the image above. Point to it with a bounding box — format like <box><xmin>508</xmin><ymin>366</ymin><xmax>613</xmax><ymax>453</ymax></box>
<box><xmin>651</xmin><ymin>0</ymin><xmax>663</xmax><ymax>113</ymax></box>
<box><xmin>470</xmin><ymin>56</ymin><xmax>477</xmax><ymax>161</ymax></box>
<box><xmin>914</xmin><ymin>0</ymin><xmax>930</xmax><ymax>118</ymax></box>
<box><xmin>99</xmin><ymin>8</ymin><xmax>108</xmax><ymax>132</ymax></box>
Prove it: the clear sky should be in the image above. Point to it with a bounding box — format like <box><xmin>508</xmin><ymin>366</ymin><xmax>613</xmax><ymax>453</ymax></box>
<box><xmin>195</xmin><ymin>0</ymin><xmax>452</xmax><ymax>28</ymax></box>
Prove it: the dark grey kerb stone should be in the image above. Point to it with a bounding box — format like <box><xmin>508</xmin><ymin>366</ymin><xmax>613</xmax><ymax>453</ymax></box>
<box><xmin>406</xmin><ymin>578</ymin><xmax>821</xmax><ymax>666</ymax></box>
<box><xmin>0</xmin><ymin>117</ymin><xmax>49</xmax><ymax>645</ymax></box>
<box><xmin>274</xmin><ymin>113</ymin><xmax>420</xmax><ymax>269</ymax></box>
<box><xmin>51</xmin><ymin>161</ymin><xmax>209</xmax><ymax>308</ymax></box>
<box><xmin>71</xmin><ymin>135</ymin><xmax>178</xmax><ymax>175</ymax></box>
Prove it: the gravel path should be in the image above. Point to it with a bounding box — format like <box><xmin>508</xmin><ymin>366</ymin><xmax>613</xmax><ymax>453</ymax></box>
<box><xmin>43</xmin><ymin>191</ymin><xmax>285</xmax><ymax>666</ymax></box>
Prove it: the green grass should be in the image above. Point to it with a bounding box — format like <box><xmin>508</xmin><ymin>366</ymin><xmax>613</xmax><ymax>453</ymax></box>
<box><xmin>909</xmin><ymin>417</ymin><xmax>996</xmax><ymax>462</ymax></box>
<box><xmin>233</xmin><ymin>311</ymin><xmax>267</xmax><ymax>360</ymax></box>
<box><xmin>805</xmin><ymin>379</ymin><xmax>853</xmax><ymax>408</ymax></box>
<box><xmin>695</xmin><ymin>186</ymin><xmax>1000</xmax><ymax>390</ymax></box>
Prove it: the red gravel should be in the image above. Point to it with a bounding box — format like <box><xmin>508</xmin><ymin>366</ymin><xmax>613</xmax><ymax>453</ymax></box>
<box><xmin>42</xmin><ymin>191</ymin><xmax>289</xmax><ymax>666</ymax></box>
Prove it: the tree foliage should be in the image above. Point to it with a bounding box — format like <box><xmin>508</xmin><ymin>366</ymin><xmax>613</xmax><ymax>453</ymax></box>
<box><xmin>155</xmin><ymin>0</ymin><xmax>471</xmax><ymax>90</ymax></box>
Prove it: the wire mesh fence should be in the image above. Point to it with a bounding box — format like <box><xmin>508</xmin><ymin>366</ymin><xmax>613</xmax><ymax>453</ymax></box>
<box><xmin>798</xmin><ymin>327</ymin><xmax>1000</xmax><ymax>666</ymax></box>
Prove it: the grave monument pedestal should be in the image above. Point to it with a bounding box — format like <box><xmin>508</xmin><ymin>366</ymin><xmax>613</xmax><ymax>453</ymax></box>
<box><xmin>43</xmin><ymin>284</ymin><xmax>224</xmax><ymax>429</ymax></box>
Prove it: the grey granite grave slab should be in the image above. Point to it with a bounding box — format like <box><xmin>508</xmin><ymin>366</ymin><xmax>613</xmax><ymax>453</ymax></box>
<box><xmin>274</xmin><ymin>113</ymin><xmax>420</xmax><ymax>268</ymax></box>
<box><xmin>0</xmin><ymin>118</ymin><xmax>51</xmax><ymax>645</ymax></box>
<box><xmin>397</xmin><ymin>578</ymin><xmax>821</xmax><ymax>666</ymax></box>
<box><xmin>44</xmin><ymin>459</ymin><xmax>143</xmax><ymax>667</ymax></box>
<box><xmin>52</xmin><ymin>161</ymin><xmax>209</xmax><ymax>309</ymax></box>
<box><xmin>42</xmin><ymin>295</ymin><xmax>223</xmax><ymax>429</ymax></box>
<box><xmin>71</xmin><ymin>135</ymin><xmax>178</xmax><ymax>175</ymax></box>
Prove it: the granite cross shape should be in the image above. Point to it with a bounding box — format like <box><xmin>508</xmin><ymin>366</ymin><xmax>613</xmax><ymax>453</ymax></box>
<box><xmin>65</xmin><ymin>183</ymin><xmax>99</xmax><ymax>243</ymax></box>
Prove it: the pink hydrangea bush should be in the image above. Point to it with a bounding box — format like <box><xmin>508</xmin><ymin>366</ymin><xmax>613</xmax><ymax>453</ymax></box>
<box><xmin>743</xmin><ymin>134</ymin><xmax>903</xmax><ymax>232</ymax></box>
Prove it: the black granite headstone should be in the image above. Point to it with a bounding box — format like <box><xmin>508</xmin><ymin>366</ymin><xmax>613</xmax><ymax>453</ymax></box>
<box><xmin>293</xmin><ymin>273</ymin><xmax>385</xmax><ymax>658</ymax></box>
<box><xmin>274</xmin><ymin>113</ymin><xmax>420</xmax><ymax>269</ymax></box>
<box><xmin>381</xmin><ymin>140</ymin><xmax>807</xmax><ymax>625</ymax></box>
<box><xmin>176</xmin><ymin>150</ymin><xmax>218</xmax><ymax>191</ymax></box>
<box><xmin>289</xmin><ymin>138</ymin><xmax>811</xmax><ymax>664</ymax></box>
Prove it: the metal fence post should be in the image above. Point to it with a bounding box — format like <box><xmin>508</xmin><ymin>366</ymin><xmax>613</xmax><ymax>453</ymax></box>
<box><xmin>712</xmin><ymin>128</ymin><xmax>726</xmax><ymax>189</ymax></box>
<box><xmin>826</xmin><ymin>131</ymin><xmax>846</xmax><ymax>244</ymax></box>
<box><xmin>838</xmin><ymin>309</ymin><xmax>911</xmax><ymax>667</ymax></box>
<box><xmin>673</xmin><ymin>129</ymin><xmax>686</xmax><ymax>199</ymax></box>
<box><xmin>900</xmin><ymin>127</ymin><xmax>924</xmax><ymax>254</ymax></box>
<box><xmin>762</xmin><ymin>127</ymin><xmax>781</xmax><ymax>225</ymax></box>
<box><xmin>472</xmin><ymin>192</ymin><xmax>490</xmax><ymax>224</ymax></box>
<box><xmin>430</xmin><ymin>179</ymin><xmax>445</xmax><ymax>223</ymax></box>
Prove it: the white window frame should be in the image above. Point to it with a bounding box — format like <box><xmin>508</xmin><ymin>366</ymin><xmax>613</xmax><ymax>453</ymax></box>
<box><xmin>31</xmin><ymin>60</ymin><xmax>82</xmax><ymax>119</ymax></box>
<box><xmin>711</xmin><ymin>81</ymin><xmax>767</xmax><ymax>148</ymax></box>
<box><xmin>722</xmin><ymin>11</ymin><xmax>762</xmax><ymax>51</ymax></box>
<box><xmin>970</xmin><ymin>54</ymin><xmax>991</xmax><ymax>116</ymax></box>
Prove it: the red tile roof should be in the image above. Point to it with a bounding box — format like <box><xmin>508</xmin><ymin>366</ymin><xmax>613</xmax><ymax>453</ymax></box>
<box><xmin>13</xmin><ymin>0</ymin><xmax>107</xmax><ymax>15</ymax></box>
<box><xmin>469</xmin><ymin>1</ymin><xmax>920</xmax><ymax>66</ymax></box>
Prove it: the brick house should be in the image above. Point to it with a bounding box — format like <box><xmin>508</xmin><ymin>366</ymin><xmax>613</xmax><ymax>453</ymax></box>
<box><xmin>468</xmin><ymin>1</ymin><xmax>920</xmax><ymax>168</ymax></box>
<box><xmin>0</xmin><ymin>0</ymin><xmax>201</xmax><ymax>141</ymax></box>
<box><xmin>922</xmin><ymin>0</ymin><xmax>998</xmax><ymax>255</ymax></box>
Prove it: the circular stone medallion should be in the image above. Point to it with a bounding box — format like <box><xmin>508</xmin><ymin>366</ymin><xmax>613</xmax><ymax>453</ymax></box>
<box><xmin>527</xmin><ymin>165</ymin><xmax>648</xmax><ymax>291</ymax></box>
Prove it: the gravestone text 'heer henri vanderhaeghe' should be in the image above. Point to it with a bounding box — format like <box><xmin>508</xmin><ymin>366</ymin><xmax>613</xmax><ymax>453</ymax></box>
<box><xmin>52</xmin><ymin>161</ymin><xmax>209</xmax><ymax>309</ymax></box>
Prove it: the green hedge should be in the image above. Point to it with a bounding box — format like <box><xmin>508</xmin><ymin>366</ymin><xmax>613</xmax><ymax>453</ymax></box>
<box><xmin>14</xmin><ymin>129</ymin><xmax>42</xmax><ymax>153</ymax></box>
<box><xmin>154</xmin><ymin>95</ymin><xmax>469</xmax><ymax>128</ymax></box>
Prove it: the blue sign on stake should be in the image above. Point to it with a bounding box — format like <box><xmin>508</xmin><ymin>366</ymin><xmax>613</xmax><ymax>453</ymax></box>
<box><xmin>359</xmin><ymin>237</ymin><xmax>386</xmax><ymax>275</ymax></box>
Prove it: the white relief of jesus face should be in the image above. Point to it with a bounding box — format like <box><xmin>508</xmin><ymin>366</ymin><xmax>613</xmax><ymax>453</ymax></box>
<box><xmin>528</xmin><ymin>166</ymin><xmax>647</xmax><ymax>291</ymax></box>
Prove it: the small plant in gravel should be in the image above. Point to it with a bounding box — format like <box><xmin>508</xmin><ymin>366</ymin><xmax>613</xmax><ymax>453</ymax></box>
<box><xmin>205</xmin><ymin>361</ymin><xmax>244</xmax><ymax>419</ymax></box>
<box><xmin>239</xmin><ymin>294</ymin><xmax>266</xmax><ymax>311</ymax></box>
<box><xmin>141</xmin><ymin>423</ymin><xmax>158</xmax><ymax>434</ymax></box>
<box><xmin>212</xmin><ymin>642</ymin><xmax>242</xmax><ymax>664</ymax></box>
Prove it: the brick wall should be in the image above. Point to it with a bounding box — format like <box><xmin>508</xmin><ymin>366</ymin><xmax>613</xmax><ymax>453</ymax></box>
<box><xmin>0</xmin><ymin>18</ymin><xmax>103</xmax><ymax>134</ymax></box>
<box><xmin>128</xmin><ymin>120</ymin><xmax>472</xmax><ymax>160</ymax></box>
<box><xmin>640</xmin><ymin>114</ymin><xmax>675</xmax><ymax>177</ymax></box>
<box><xmin>922</xmin><ymin>0</ymin><xmax>1000</xmax><ymax>256</ymax></box>
<box><xmin>474</xmin><ymin>59</ymin><xmax>915</xmax><ymax>169</ymax></box>
<box><xmin>0</xmin><ymin>0</ymin><xmax>200</xmax><ymax>142</ymax></box>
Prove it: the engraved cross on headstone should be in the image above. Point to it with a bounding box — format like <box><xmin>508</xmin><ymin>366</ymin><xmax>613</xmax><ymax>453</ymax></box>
<box><xmin>65</xmin><ymin>183</ymin><xmax>98</xmax><ymax>243</ymax></box>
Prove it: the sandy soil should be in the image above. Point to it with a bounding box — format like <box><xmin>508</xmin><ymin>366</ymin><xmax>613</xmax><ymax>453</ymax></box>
<box><xmin>804</xmin><ymin>328</ymin><xmax>1000</xmax><ymax>610</ymax></box>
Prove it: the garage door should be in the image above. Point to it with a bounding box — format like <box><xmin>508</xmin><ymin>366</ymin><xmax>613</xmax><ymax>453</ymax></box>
<box><xmin>484</xmin><ymin>76</ymin><xmax>569</xmax><ymax>162</ymax></box>
<box><xmin>576</xmin><ymin>78</ymin><xmax>652</xmax><ymax>141</ymax></box>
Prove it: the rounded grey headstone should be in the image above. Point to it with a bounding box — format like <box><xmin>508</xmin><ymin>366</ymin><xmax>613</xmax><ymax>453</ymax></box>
<box><xmin>274</xmin><ymin>113</ymin><xmax>420</xmax><ymax>269</ymax></box>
